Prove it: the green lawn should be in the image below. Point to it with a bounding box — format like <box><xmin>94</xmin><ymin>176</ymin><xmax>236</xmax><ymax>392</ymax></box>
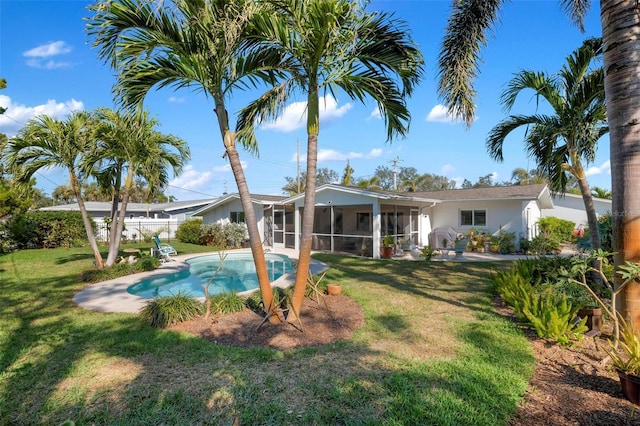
<box><xmin>0</xmin><ymin>245</ymin><xmax>533</xmax><ymax>425</ymax></box>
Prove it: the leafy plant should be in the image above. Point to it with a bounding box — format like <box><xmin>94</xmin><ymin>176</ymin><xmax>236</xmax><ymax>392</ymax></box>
<box><xmin>605</xmin><ymin>315</ymin><xmax>640</xmax><ymax>376</ymax></box>
<box><xmin>175</xmin><ymin>218</ymin><xmax>204</xmax><ymax>244</ymax></box>
<box><xmin>523</xmin><ymin>290</ymin><xmax>587</xmax><ymax>345</ymax></box>
<box><xmin>224</xmin><ymin>222</ymin><xmax>248</xmax><ymax>248</ymax></box>
<box><xmin>421</xmin><ymin>246</ymin><xmax>434</xmax><ymax>260</ymax></box>
<box><xmin>538</xmin><ymin>216</ymin><xmax>575</xmax><ymax>243</ymax></box>
<box><xmin>382</xmin><ymin>235</ymin><xmax>395</xmax><ymax>247</ymax></box>
<box><xmin>210</xmin><ymin>292</ymin><xmax>246</xmax><ymax>314</ymax></box>
<box><xmin>139</xmin><ymin>293</ymin><xmax>204</xmax><ymax>328</ymax></box>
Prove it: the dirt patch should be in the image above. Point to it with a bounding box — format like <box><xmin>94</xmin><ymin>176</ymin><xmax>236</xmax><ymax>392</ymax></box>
<box><xmin>171</xmin><ymin>293</ymin><xmax>640</xmax><ymax>424</ymax></box>
<box><xmin>169</xmin><ymin>294</ymin><xmax>364</xmax><ymax>350</ymax></box>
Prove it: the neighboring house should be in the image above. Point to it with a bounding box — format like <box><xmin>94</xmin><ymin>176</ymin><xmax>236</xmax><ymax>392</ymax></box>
<box><xmin>195</xmin><ymin>184</ymin><xmax>559</xmax><ymax>259</ymax></box>
<box><xmin>40</xmin><ymin>198</ymin><xmax>216</xmax><ymax>241</ymax></box>
<box><xmin>543</xmin><ymin>192</ymin><xmax>611</xmax><ymax>229</ymax></box>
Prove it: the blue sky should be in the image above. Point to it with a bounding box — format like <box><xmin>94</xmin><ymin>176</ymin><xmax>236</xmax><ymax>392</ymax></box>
<box><xmin>0</xmin><ymin>0</ymin><xmax>610</xmax><ymax>201</ymax></box>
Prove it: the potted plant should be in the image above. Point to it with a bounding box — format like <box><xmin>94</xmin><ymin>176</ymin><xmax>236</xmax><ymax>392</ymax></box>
<box><xmin>381</xmin><ymin>235</ymin><xmax>395</xmax><ymax>259</ymax></box>
<box><xmin>421</xmin><ymin>246</ymin><xmax>434</xmax><ymax>261</ymax></box>
<box><xmin>326</xmin><ymin>283</ymin><xmax>342</xmax><ymax>296</ymax></box>
<box><xmin>606</xmin><ymin>316</ymin><xmax>640</xmax><ymax>405</ymax></box>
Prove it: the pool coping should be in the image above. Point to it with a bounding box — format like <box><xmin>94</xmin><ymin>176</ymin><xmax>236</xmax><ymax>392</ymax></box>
<box><xmin>73</xmin><ymin>248</ymin><xmax>328</xmax><ymax>314</ymax></box>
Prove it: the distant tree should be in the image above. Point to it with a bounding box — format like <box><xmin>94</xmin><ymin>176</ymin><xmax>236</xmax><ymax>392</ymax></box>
<box><xmin>341</xmin><ymin>160</ymin><xmax>354</xmax><ymax>186</ymax></box>
<box><xmin>592</xmin><ymin>186</ymin><xmax>612</xmax><ymax>199</ymax></box>
<box><xmin>282</xmin><ymin>168</ymin><xmax>339</xmax><ymax>196</ymax></box>
<box><xmin>401</xmin><ymin>172</ymin><xmax>456</xmax><ymax>192</ymax></box>
<box><xmin>373</xmin><ymin>165</ymin><xmax>395</xmax><ymax>190</ymax></box>
<box><xmin>355</xmin><ymin>176</ymin><xmax>381</xmax><ymax>190</ymax></box>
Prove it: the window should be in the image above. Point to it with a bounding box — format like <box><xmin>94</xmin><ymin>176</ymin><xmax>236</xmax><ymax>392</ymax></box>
<box><xmin>356</xmin><ymin>212</ymin><xmax>371</xmax><ymax>232</ymax></box>
<box><xmin>230</xmin><ymin>211</ymin><xmax>245</xmax><ymax>223</ymax></box>
<box><xmin>460</xmin><ymin>209</ymin><xmax>486</xmax><ymax>227</ymax></box>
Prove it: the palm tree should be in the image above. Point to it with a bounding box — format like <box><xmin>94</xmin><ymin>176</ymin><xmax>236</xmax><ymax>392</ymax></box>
<box><xmin>486</xmin><ymin>38</ymin><xmax>607</xmax><ymax>250</ymax></box>
<box><xmin>5</xmin><ymin>112</ymin><xmax>106</xmax><ymax>268</ymax></box>
<box><xmin>356</xmin><ymin>176</ymin><xmax>382</xmax><ymax>190</ymax></box>
<box><xmin>591</xmin><ymin>186</ymin><xmax>612</xmax><ymax>199</ymax></box>
<box><xmin>438</xmin><ymin>0</ymin><xmax>640</xmax><ymax>327</ymax></box>
<box><xmin>238</xmin><ymin>0</ymin><xmax>423</xmax><ymax>320</ymax></box>
<box><xmin>89</xmin><ymin>107</ymin><xmax>189</xmax><ymax>266</ymax></box>
<box><xmin>87</xmin><ymin>0</ymin><xmax>282</xmax><ymax>319</ymax></box>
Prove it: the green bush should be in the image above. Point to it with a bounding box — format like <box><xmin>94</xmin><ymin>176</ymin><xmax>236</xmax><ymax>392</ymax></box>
<box><xmin>598</xmin><ymin>212</ymin><xmax>612</xmax><ymax>252</ymax></box>
<box><xmin>8</xmin><ymin>211</ymin><xmax>92</xmax><ymax>249</ymax></box>
<box><xmin>493</xmin><ymin>263</ymin><xmax>586</xmax><ymax>345</ymax></box>
<box><xmin>537</xmin><ymin>216</ymin><xmax>575</xmax><ymax>242</ymax></box>
<box><xmin>80</xmin><ymin>256</ymin><xmax>160</xmax><ymax>283</ymax></box>
<box><xmin>176</xmin><ymin>218</ymin><xmax>203</xmax><ymax>244</ymax></box>
<box><xmin>210</xmin><ymin>292</ymin><xmax>246</xmax><ymax>314</ymax></box>
<box><xmin>246</xmin><ymin>287</ymin><xmax>290</xmax><ymax>314</ymax></box>
<box><xmin>224</xmin><ymin>222</ymin><xmax>248</xmax><ymax>248</ymax></box>
<box><xmin>201</xmin><ymin>222</ymin><xmax>226</xmax><ymax>247</ymax></box>
<box><xmin>139</xmin><ymin>293</ymin><xmax>204</xmax><ymax>328</ymax></box>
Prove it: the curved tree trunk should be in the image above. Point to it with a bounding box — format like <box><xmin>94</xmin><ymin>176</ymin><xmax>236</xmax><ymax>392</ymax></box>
<box><xmin>575</xmin><ymin>176</ymin><xmax>601</xmax><ymax>250</ymax></box>
<box><xmin>106</xmin><ymin>172</ymin><xmax>133</xmax><ymax>266</ymax></box>
<box><xmin>214</xmin><ymin>101</ymin><xmax>278</xmax><ymax>323</ymax></box>
<box><xmin>71</xmin><ymin>174</ymin><xmax>104</xmax><ymax>269</ymax></box>
<box><xmin>289</xmin><ymin>88</ymin><xmax>320</xmax><ymax>322</ymax></box>
<box><xmin>601</xmin><ymin>0</ymin><xmax>640</xmax><ymax>328</ymax></box>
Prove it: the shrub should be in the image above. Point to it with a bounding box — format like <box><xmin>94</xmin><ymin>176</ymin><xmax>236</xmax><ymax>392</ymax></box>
<box><xmin>8</xmin><ymin>211</ymin><xmax>92</xmax><ymax>249</ymax></box>
<box><xmin>201</xmin><ymin>222</ymin><xmax>226</xmax><ymax>247</ymax></box>
<box><xmin>598</xmin><ymin>212</ymin><xmax>613</xmax><ymax>252</ymax></box>
<box><xmin>139</xmin><ymin>293</ymin><xmax>204</xmax><ymax>328</ymax></box>
<box><xmin>210</xmin><ymin>292</ymin><xmax>246</xmax><ymax>314</ymax></box>
<box><xmin>537</xmin><ymin>216</ymin><xmax>575</xmax><ymax>243</ymax></box>
<box><xmin>176</xmin><ymin>219</ymin><xmax>203</xmax><ymax>244</ymax></box>
<box><xmin>246</xmin><ymin>287</ymin><xmax>290</xmax><ymax>314</ymax></box>
<box><xmin>493</xmin><ymin>263</ymin><xmax>587</xmax><ymax>345</ymax></box>
<box><xmin>224</xmin><ymin>222</ymin><xmax>248</xmax><ymax>248</ymax></box>
<box><xmin>80</xmin><ymin>256</ymin><xmax>160</xmax><ymax>282</ymax></box>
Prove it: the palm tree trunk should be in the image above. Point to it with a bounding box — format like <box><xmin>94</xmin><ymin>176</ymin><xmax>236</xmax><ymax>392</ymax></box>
<box><xmin>214</xmin><ymin>101</ymin><xmax>278</xmax><ymax>323</ymax></box>
<box><xmin>601</xmin><ymin>0</ymin><xmax>640</xmax><ymax>328</ymax></box>
<box><xmin>71</xmin><ymin>175</ymin><xmax>104</xmax><ymax>269</ymax></box>
<box><xmin>576</xmin><ymin>177</ymin><xmax>601</xmax><ymax>250</ymax></box>
<box><xmin>106</xmin><ymin>173</ymin><xmax>133</xmax><ymax>266</ymax></box>
<box><xmin>289</xmin><ymin>88</ymin><xmax>320</xmax><ymax>322</ymax></box>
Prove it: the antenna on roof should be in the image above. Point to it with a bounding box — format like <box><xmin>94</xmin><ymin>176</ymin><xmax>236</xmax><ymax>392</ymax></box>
<box><xmin>223</xmin><ymin>180</ymin><xmax>228</xmax><ymax>195</ymax></box>
<box><xmin>389</xmin><ymin>156</ymin><xmax>402</xmax><ymax>191</ymax></box>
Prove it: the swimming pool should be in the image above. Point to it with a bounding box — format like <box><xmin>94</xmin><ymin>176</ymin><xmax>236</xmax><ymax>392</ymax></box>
<box><xmin>127</xmin><ymin>252</ymin><xmax>294</xmax><ymax>298</ymax></box>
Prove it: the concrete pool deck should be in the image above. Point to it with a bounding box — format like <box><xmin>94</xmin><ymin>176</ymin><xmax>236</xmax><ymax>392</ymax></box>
<box><xmin>73</xmin><ymin>248</ymin><xmax>328</xmax><ymax>314</ymax></box>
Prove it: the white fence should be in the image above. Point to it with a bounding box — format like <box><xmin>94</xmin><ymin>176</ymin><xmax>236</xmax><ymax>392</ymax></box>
<box><xmin>95</xmin><ymin>218</ymin><xmax>181</xmax><ymax>243</ymax></box>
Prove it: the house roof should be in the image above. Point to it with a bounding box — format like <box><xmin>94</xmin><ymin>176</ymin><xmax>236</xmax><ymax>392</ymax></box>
<box><xmin>283</xmin><ymin>184</ymin><xmax>442</xmax><ymax>203</ymax></box>
<box><xmin>411</xmin><ymin>183</ymin><xmax>551</xmax><ymax>202</ymax></box>
<box><xmin>192</xmin><ymin>193</ymin><xmax>287</xmax><ymax>216</ymax></box>
<box><xmin>39</xmin><ymin>198</ymin><xmax>217</xmax><ymax>215</ymax></box>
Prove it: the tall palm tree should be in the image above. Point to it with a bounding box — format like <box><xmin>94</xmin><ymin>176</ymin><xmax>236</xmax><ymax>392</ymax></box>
<box><xmin>591</xmin><ymin>186</ymin><xmax>612</xmax><ymax>199</ymax></box>
<box><xmin>89</xmin><ymin>107</ymin><xmax>189</xmax><ymax>266</ymax></box>
<box><xmin>238</xmin><ymin>0</ymin><xmax>423</xmax><ymax>320</ymax></box>
<box><xmin>486</xmin><ymin>38</ymin><xmax>607</xmax><ymax>250</ymax></box>
<box><xmin>87</xmin><ymin>0</ymin><xmax>282</xmax><ymax>319</ymax></box>
<box><xmin>437</xmin><ymin>0</ymin><xmax>640</xmax><ymax>327</ymax></box>
<box><xmin>5</xmin><ymin>112</ymin><xmax>106</xmax><ymax>268</ymax></box>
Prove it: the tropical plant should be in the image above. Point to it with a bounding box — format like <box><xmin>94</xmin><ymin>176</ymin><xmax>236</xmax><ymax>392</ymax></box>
<box><xmin>175</xmin><ymin>218</ymin><xmax>204</xmax><ymax>245</ymax></box>
<box><xmin>605</xmin><ymin>315</ymin><xmax>640</xmax><ymax>376</ymax></box>
<box><xmin>237</xmin><ymin>0</ymin><xmax>423</xmax><ymax>321</ymax></box>
<box><xmin>89</xmin><ymin>107</ymin><xmax>189</xmax><ymax>267</ymax></box>
<box><xmin>87</xmin><ymin>0</ymin><xmax>280</xmax><ymax>319</ymax></box>
<box><xmin>486</xmin><ymin>38</ymin><xmax>606</xmax><ymax>251</ymax></box>
<box><xmin>591</xmin><ymin>186</ymin><xmax>612</xmax><ymax>199</ymax></box>
<box><xmin>139</xmin><ymin>293</ymin><xmax>204</xmax><ymax>328</ymax></box>
<box><xmin>437</xmin><ymin>0</ymin><xmax>640</xmax><ymax>328</ymax></box>
<box><xmin>4</xmin><ymin>112</ymin><xmax>106</xmax><ymax>267</ymax></box>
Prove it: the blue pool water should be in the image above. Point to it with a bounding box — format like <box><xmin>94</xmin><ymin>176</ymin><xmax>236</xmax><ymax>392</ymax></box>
<box><xmin>127</xmin><ymin>252</ymin><xmax>294</xmax><ymax>298</ymax></box>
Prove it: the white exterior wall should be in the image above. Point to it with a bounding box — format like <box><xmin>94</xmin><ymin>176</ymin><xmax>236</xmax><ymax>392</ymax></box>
<box><xmin>522</xmin><ymin>200</ymin><xmax>542</xmax><ymax>240</ymax></box>
<box><xmin>200</xmin><ymin>199</ymin><xmax>265</xmax><ymax>236</ymax></box>
<box><xmin>543</xmin><ymin>194</ymin><xmax>612</xmax><ymax>227</ymax></box>
<box><xmin>430</xmin><ymin>200</ymin><xmax>530</xmax><ymax>239</ymax></box>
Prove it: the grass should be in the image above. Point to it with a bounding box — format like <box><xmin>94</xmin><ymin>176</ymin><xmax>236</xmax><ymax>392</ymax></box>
<box><xmin>0</xmin><ymin>245</ymin><xmax>534</xmax><ymax>425</ymax></box>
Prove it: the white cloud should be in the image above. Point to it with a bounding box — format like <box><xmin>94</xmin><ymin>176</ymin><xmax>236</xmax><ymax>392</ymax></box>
<box><xmin>260</xmin><ymin>95</ymin><xmax>352</xmax><ymax>132</ymax></box>
<box><xmin>23</xmin><ymin>41</ymin><xmax>72</xmax><ymax>69</ymax></box>
<box><xmin>426</xmin><ymin>104</ymin><xmax>472</xmax><ymax>124</ymax></box>
<box><xmin>368</xmin><ymin>107</ymin><xmax>382</xmax><ymax>120</ymax></box>
<box><xmin>169</xmin><ymin>165</ymin><xmax>213</xmax><ymax>190</ymax></box>
<box><xmin>0</xmin><ymin>96</ymin><xmax>84</xmax><ymax>136</ymax></box>
<box><xmin>586</xmin><ymin>160</ymin><xmax>611</xmax><ymax>176</ymax></box>
<box><xmin>292</xmin><ymin>148</ymin><xmax>383</xmax><ymax>163</ymax></box>
<box><xmin>441</xmin><ymin>164</ymin><xmax>455</xmax><ymax>175</ymax></box>
<box><xmin>168</xmin><ymin>96</ymin><xmax>185</xmax><ymax>103</ymax></box>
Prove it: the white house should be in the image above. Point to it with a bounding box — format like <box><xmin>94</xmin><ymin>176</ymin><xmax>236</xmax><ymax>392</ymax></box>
<box><xmin>543</xmin><ymin>192</ymin><xmax>611</xmax><ymax>228</ymax></box>
<box><xmin>194</xmin><ymin>184</ymin><xmax>558</xmax><ymax>259</ymax></box>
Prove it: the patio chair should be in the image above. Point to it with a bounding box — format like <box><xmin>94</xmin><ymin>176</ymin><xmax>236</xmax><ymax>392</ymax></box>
<box><xmin>153</xmin><ymin>235</ymin><xmax>177</xmax><ymax>262</ymax></box>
